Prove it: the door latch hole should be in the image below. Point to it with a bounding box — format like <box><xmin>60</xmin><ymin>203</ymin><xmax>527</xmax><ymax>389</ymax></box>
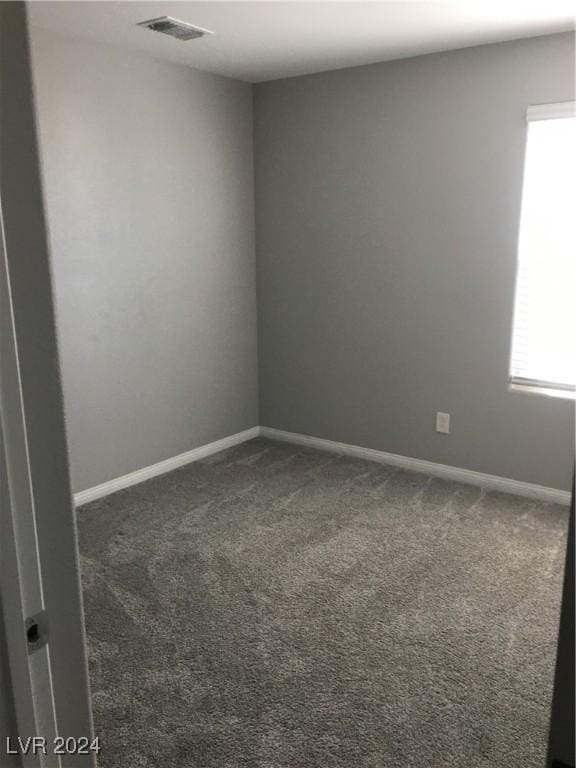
<box><xmin>25</xmin><ymin>611</ymin><xmax>48</xmax><ymax>653</ymax></box>
<box><xmin>27</xmin><ymin>622</ymin><xmax>40</xmax><ymax>644</ymax></box>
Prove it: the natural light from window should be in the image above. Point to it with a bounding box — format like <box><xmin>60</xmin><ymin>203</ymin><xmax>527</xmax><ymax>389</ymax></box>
<box><xmin>509</xmin><ymin>104</ymin><xmax>576</xmax><ymax>395</ymax></box>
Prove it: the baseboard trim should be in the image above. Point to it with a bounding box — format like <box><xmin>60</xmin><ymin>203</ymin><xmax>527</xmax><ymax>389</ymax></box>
<box><xmin>260</xmin><ymin>427</ymin><xmax>571</xmax><ymax>506</ymax></box>
<box><xmin>74</xmin><ymin>424</ymin><xmax>570</xmax><ymax>508</ymax></box>
<box><xmin>74</xmin><ymin>427</ymin><xmax>261</xmax><ymax>507</ymax></box>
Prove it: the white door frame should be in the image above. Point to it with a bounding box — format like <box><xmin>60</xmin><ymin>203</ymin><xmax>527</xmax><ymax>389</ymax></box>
<box><xmin>1</xmin><ymin>213</ymin><xmax>59</xmax><ymax>765</ymax></box>
<box><xmin>0</xmin><ymin>3</ymin><xmax>94</xmax><ymax>765</ymax></box>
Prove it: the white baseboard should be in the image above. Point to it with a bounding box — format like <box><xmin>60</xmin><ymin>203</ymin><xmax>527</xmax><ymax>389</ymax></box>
<box><xmin>260</xmin><ymin>427</ymin><xmax>571</xmax><ymax>506</ymax></box>
<box><xmin>74</xmin><ymin>424</ymin><xmax>571</xmax><ymax>508</ymax></box>
<box><xmin>74</xmin><ymin>426</ymin><xmax>261</xmax><ymax>507</ymax></box>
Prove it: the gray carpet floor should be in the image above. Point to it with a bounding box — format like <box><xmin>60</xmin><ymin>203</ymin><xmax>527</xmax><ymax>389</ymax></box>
<box><xmin>77</xmin><ymin>437</ymin><xmax>568</xmax><ymax>768</ymax></box>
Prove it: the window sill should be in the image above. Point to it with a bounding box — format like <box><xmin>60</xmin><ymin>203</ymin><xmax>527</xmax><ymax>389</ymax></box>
<box><xmin>508</xmin><ymin>383</ymin><xmax>576</xmax><ymax>401</ymax></box>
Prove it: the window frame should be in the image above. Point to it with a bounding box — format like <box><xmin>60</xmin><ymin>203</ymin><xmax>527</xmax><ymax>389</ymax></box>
<box><xmin>508</xmin><ymin>100</ymin><xmax>576</xmax><ymax>401</ymax></box>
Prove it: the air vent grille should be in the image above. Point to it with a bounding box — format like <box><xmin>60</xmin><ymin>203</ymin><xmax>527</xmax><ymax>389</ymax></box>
<box><xmin>137</xmin><ymin>16</ymin><xmax>212</xmax><ymax>42</ymax></box>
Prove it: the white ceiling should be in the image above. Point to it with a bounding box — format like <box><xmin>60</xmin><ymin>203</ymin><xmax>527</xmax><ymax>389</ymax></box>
<box><xmin>28</xmin><ymin>1</ymin><xmax>575</xmax><ymax>83</ymax></box>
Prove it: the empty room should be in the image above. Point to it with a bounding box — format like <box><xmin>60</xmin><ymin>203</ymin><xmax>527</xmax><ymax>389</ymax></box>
<box><xmin>0</xmin><ymin>1</ymin><xmax>574</xmax><ymax>767</ymax></box>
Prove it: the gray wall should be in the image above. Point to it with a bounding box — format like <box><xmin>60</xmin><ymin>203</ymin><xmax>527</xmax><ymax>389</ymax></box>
<box><xmin>255</xmin><ymin>32</ymin><xmax>575</xmax><ymax>491</ymax></box>
<box><xmin>29</xmin><ymin>29</ymin><xmax>574</xmax><ymax>494</ymax></box>
<box><xmin>30</xmin><ymin>30</ymin><xmax>258</xmax><ymax>493</ymax></box>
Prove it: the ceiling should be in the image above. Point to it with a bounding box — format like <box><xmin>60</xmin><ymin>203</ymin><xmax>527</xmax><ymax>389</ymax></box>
<box><xmin>28</xmin><ymin>1</ymin><xmax>575</xmax><ymax>83</ymax></box>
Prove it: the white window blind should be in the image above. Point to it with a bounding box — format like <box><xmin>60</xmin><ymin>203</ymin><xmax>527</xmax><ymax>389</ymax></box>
<box><xmin>509</xmin><ymin>102</ymin><xmax>576</xmax><ymax>393</ymax></box>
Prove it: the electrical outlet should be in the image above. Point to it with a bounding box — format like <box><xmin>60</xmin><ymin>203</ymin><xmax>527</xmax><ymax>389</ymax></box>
<box><xmin>436</xmin><ymin>412</ymin><xmax>450</xmax><ymax>434</ymax></box>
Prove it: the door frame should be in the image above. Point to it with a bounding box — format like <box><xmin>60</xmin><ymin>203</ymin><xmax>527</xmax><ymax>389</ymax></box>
<box><xmin>0</xmin><ymin>3</ymin><xmax>94</xmax><ymax>764</ymax></box>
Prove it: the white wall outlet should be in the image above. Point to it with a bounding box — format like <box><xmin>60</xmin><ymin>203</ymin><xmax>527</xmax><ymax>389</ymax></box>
<box><xmin>436</xmin><ymin>412</ymin><xmax>450</xmax><ymax>434</ymax></box>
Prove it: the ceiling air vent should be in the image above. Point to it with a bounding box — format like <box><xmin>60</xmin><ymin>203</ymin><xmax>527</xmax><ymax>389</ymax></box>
<box><xmin>137</xmin><ymin>16</ymin><xmax>213</xmax><ymax>42</ymax></box>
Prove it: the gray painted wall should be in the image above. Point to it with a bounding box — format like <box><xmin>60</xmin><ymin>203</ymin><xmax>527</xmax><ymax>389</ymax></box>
<box><xmin>30</xmin><ymin>30</ymin><xmax>258</xmax><ymax>493</ymax></box>
<box><xmin>255</xmin><ymin>32</ymin><xmax>575</xmax><ymax>491</ymax></box>
<box><xmin>29</xmin><ymin>29</ymin><xmax>574</xmax><ymax>494</ymax></box>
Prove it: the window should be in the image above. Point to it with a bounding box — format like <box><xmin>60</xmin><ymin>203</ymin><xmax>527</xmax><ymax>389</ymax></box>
<box><xmin>509</xmin><ymin>101</ymin><xmax>576</xmax><ymax>397</ymax></box>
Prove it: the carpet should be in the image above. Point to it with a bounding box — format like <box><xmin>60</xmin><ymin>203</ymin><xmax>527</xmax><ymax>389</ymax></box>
<box><xmin>77</xmin><ymin>437</ymin><xmax>569</xmax><ymax>768</ymax></box>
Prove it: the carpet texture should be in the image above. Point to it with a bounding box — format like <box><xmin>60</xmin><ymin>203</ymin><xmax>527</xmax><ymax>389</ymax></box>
<box><xmin>78</xmin><ymin>438</ymin><xmax>569</xmax><ymax>768</ymax></box>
